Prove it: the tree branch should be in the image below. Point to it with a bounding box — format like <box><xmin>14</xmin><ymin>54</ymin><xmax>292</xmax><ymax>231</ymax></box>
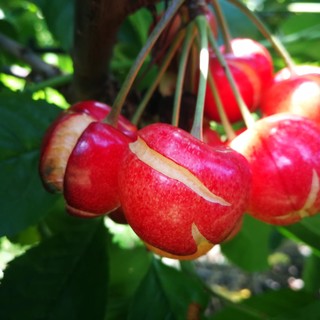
<box><xmin>0</xmin><ymin>33</ymin><xmax>60</xmax><ymax>79</ymax></box>
<box><xmin>70</xmin><ymin>0</ymin><xmax>160</xmax><ymax>103</ymax></box>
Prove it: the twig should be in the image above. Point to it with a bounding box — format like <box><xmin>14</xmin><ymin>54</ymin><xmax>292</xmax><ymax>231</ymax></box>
<box><xmin>0</xmin><ymin>33</ymin><xmax>59</xmax><ymax>78</ymax></box>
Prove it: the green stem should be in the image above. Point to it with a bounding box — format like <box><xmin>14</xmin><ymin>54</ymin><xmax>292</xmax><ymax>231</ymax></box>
<box><xmin>172</xmin><ymin>22</ymin><xmax>196</xmax><ymax>127</ymax></box>
<box><xmin>105</xmin><ymin>0</ymin><xmax>186</xmax><ymax>126</ymax></box>
<box><xmin>190</xmin><ymin>15</ymin><xmax>209</xmax><ymax>141</ymax></box>
<box><xmin>207</xmin><ymin>71</ymin><xmax>236</xmax><ymax>140</ymax></box>
<box><xmin>226</xmin><ymin>0</ymin><xmax>296</xmax><ymax>73</ymax></box>
<box><xmin>23</xmin><ymin>74</ymin><xmax>72</xmax><ymax>93</ymax></box>
<box><xmin>131</xmin><ymin>29</ymin><xmax>186</xmax><ymax>126</ymax></box>
<box><xmin>211</xmin><ymin>0</ymin><xmax>233</xmax><ymax>53</ymax></box>
<box><xmin>207</xmin><ymin>29</ymin><xmax>255</xmax><ymax>129</ymax></box>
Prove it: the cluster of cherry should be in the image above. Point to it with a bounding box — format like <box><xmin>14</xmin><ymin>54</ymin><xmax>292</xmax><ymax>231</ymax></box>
<box><xmin>39</xmin><ymin>2</ymin><xmax>320</xmax><ymax>260</ymax></box>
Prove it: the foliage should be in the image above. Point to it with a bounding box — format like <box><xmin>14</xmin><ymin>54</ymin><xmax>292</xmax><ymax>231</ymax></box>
<box><xmin>0</xmin><ymin>0</ymin><xmax>320</xmax><ymax>319</ymax></box>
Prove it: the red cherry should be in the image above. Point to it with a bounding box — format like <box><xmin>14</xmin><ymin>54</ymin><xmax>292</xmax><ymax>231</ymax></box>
<box><xmin>64</xmin><ymin>122</ymin><xmax>131</xmax><ymax>217</ymax></box>
<box><xmin>230</xmin><ymin>114</ymin><xmax>320</xmax><ymax>225</ymax></box>
<box><xmin>39</xmin><ymin>101</ymin><xmax>137</xmax><ymax>193</ymax></box>
<box><xmin>221</xmin><ymin>38</ymin><xmax>274</xmax><ymax>94</ymax></box>
<box><xmin>274</xmin><ymin>65</ymin><xmax>320</xmax><ymax>81</ymax></box>
<box><xmin>119</xmin><ymin>123</ymin><xmax>251</xmax><ymax>259</ymax></box>
<box><xmin>39</xmin><ymin>108</ymin><xmax>103</xmax><ymax>193</ymax></box>
<box><xmin>261</xmin><ymin>72</ymin><xmax>320</xmax><ymax>125</ymax></box>
<box><xmin>204</xmin><ymin>54</ymin><xmax>256</xmax><ymax>123</ymax></box>
<box><xmin>202</xmin><ymin>120</ymin><xmax>223</xmax><ymax>146</ymax></box>
<box><xmin>71</xmin><ymin>100</ymin><xmax>137</xmax><ymax>140</ymax></box>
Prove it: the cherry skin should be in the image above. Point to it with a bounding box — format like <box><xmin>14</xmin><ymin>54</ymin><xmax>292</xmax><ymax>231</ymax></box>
<box><xmin>204</xmin><ymin>53</ymin><xmax>256</xmax><ymax>123</ymax></box>
<box><xmin>221</xmin><ymin>38</ymin><xmax>274</xmax><ymax>96</ymax></box>
<box><xmin>39</xmin><ymin>101</ymin><xmax>137</xmax><ymax>193</ymax></box>
<box><xmin>71</xmin><ymin>100</ymin><xmax>137</xmax><ymax>140</ymax></box>
<box><xmin>230</xmin><ymin>114</ymin><xmax>320</xmax><ymax>225</ymax></box>
<box><xmin>64</xmin><ymin>122</ymin><xmax>132</xmax><ymax>217</ymax></box>
<box><xmin>274</xmin><ymin>65</ymin><xmax>320</xmax><ymax>81</ymax></box>
<box><xmin>119</xmin><ymin>123</ymin><xmax>251</xmax><ymax>259</ymax></box>
<box><xmin>261</xmin><ymin>72</ymin><xmax>320</xmax><ymax>125</ymax></box>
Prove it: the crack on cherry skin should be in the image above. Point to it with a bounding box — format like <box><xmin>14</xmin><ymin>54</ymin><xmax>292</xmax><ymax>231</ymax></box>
<box><xmin>191</xmin><ymin>223</ymin><xmax>209</xmax><ymax>246</ymax></box>
<box><xmin>275</xmin><ymin>169</ymin><xmax>320</xmax><ymax>222</ymax></box>
<box><xmin>129</xmin><ymin>137</ymin><xmax>231</xmax><ymax>206</ymax></box>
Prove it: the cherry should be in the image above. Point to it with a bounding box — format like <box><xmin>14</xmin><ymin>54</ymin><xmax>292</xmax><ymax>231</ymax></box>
<box><xmin>221</xmin><ymin>38</ymin><xmax>274</xmax><ymax>95</ymax></box>
<box><xmin>204</xmin><ymin>53</ymin><xmax>257</xmax><ymax>123</ymax></box>
<box><xmin>274</xmin><ymin>65</ymin><xmax>320</xmax><ymax>81</ymax></box>
<box><xmin>202</xmin><ymin>119</ymin><xmax>223</xmax><ymax>146</ymax></box>
<box><xmin>230</xmin><ymin>114</ymin><xmax>320</xmax><ymax>225</ymax></box>
<box><xmin>64</xmin><ymin>122</ymin><xmax>131</xmax><ymax>217</ymax></box>
<box><xmin>261</xmin><ymin>71</ymin><xmax>320</xmax><ymax>125</ymax></box>
<box><xmin>39</xmin><ymin>100</ymin><xmax>137</xmax><ymax>193</ymax></box>
<box><xmin>119</xmin><ymin>123</ymin><xmax>251</xmax><ymax>259</ymax></box>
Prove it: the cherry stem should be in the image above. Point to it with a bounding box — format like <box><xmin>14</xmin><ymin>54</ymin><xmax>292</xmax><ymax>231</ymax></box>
<box><xmin>104</xmin><ymin>0</ymin><xmax>186</xmax><ymax>126</ymax></box>
<box><xmin>131</xmin><ymin>29</ymin><xmax>186</xmax><ymax>126</ymax></box>
<box><xmin>226</xmin><ymin>0</ymin><xmax>296</xmax><ymax>74</ymax></box>
<box><xmin>172</xmin><ymin>21</ymin><xmax>196</xmax><ymax>127</ymax></box>
<box><xmin>207</xmin><ymin>71</ymin><xmax>236</xmax><ymax>140</ymax></box>
<box><xmin>190</xmin><ymin>15</ymin><xmax>209</xmax><ymax>141</ymax></box>
<box><xmin>207</xmin><ymin>29</ymin><xmax>255</xmax><ymax>129</ymax></box>
<box><xmin>211</xmin><ymin>0</ymin><xmax>233</xmax><ymax>53</ymax></box>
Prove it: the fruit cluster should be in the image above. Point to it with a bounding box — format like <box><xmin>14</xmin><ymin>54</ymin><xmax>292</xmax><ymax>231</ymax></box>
<box><xmin>39</xmin><ymin>1</ymin><xmax>320</xmax><ymax>260</ymax></box>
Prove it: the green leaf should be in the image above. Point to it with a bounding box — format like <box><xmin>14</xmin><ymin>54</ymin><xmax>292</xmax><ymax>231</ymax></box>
<box><xmin>280</xmin><ymin>215</ymin><xmax>320</xmax><ymax>256</ymax></box>
<box><xmin>112</xmin><ymin>8</ymin><xmax>153</xmax><ymax>86</ymax></box>
<box><xmin>0</xmin><ymin>218</ymin><xmax>109</xmax><ymax>320</ymax></box>
<box><xmin>212</xmin><ymin>289</ymin><xmax>319</xmax><ymax>320</ymax></box>
<box><xmin>271</xmin><ymin>300</ymin><xmax>320</xmax><ymax>320</ymax></box>
<box><xmin>303</xmin><ymin>253</ymin><xmax>320</xmax><ymax>294</ymax></box>
<box><xmin>218</xmin><ymin>0</ymin><xmax>260</xmax><ymax>41</ymax></box>
<box><xmin>30</xmin><ymin>0</ymin><xmax>74</xmax><ymax>50</ymax></box>
<box><xmin>221</xmin><ymin>214</ymin><xmax>273</xmax><ymax>272</ymax></box>
<box><xmin>128</xmin><ymin>258</ymin><xmax>209</xmax><ymax>320</ymax></box>
<box><xmin>0</xmin><ymin>91</ymin><xmax>61</xmax><ymax>237</ymax></box>
<box><xmin>106</xmin><ymin>240</ymin><xmax>152</xmax><ymax>320</ymax></box>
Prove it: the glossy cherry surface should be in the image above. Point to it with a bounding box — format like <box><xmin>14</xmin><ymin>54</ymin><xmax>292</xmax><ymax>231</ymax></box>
<box><xmin>230</xmin><ymin>114</ymin><xmax>320</xmax><ymax>225</ymax></box>
<box><xmin>64</xmin><ymin>122</ymin><xmax>131</xmax><ymax>217</ymax></box>
<box><xmin>119</xmin><ymin>123</ymin><xmax>251</xmax><ymax>258</ymax></box>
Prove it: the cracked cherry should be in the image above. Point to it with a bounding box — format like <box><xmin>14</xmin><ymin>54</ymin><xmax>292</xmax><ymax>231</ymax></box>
<box><xmin>119</xmin><ymin>123</ymin><xmax>251</xmax><ymax>259</ymax></box>
<box><xmin>261</xmin><ymin>70</ymin><xmax>320</xmax><ymax>125</ymax></box>
<box><xmin>204</xmin><ymin>53</ymin><xmax>257</xmax><ymax>123</ymax></box>
<box><xmin>230</xmin><ymin>114</ymin><xmax>320</xmax><ymax>225</ymax></box>
<box><xmin>39</xmin><ymin>100</ymin><xmax>137</xmax><ymax>193</ymax></box>
<box><xmin>64</xmin><ymin>122</ymin><xmax>132</xmax><ymax>217</ymax></box>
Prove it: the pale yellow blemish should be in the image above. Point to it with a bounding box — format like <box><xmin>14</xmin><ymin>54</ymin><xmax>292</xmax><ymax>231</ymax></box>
<box><xmin>129</xmin><ymin>137</ymin><xmax>230</xmax><ymax>206</ymax></box>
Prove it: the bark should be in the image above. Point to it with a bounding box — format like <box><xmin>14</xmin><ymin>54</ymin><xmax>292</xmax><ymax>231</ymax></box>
<box><xmin>71</xmin><ymin>0</ymin><xmax>160</xmax><ymax>103</ymax></box>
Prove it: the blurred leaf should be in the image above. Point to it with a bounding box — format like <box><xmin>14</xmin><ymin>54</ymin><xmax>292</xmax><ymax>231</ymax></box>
<box><xmin>0</xmin><ymin>218</ymin><xmax>109</xmax><ymax>320</ymax></box>
<box><xmin>212</xmin><ymin>289</ymin><xmax>318</xmax><ymax>320</ymax></box>
<box><xmin>271</xmin><ymin>300</ymin><xmax>320</xmax><ymax>320</ymax></box>
<box><xmin>218</xmin><ymin>0</ymin><xmax>261</xmax><ymax>41</ymax></box>
<box><xmin>0</xmin><ymin>91</ymin><xmax>61</xmax><ymax>237</ymax></box>
<box><xmin>280</xmin><ymin>215</ymin><xmax>320</xmax><ymax>256</ymax></box>
<box><xmin>30</xmin><ymin>0</ymin><xmax>74</xmax><ymax>50</ymax></box>
<box><xmin>128</xmin><ymin>258</ymin><xmax>209</xmax><ymax>320</ymax></box>
<box><xmin>221</xmin><ymin>215</ymin><xmax>273</xmax><ymax>272</ymax></box>
<box><xmin>112</xmin><ymin>8</ymin><xmax>153</xmax><ymax>86</ymax></box>
<box><xmin>105</xmin><ymin>240</ymin><xmax>152</xmax><ymax>320</ymax></box>
<box><xmin>302</xmin><ymin>253</ymin><xmax>320</xmax><ymax>294</ymax></box>
<box><xmin>279</xmin><ymin>13</ymin><xmax>320</xmax><ymax>61</ymax></box>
